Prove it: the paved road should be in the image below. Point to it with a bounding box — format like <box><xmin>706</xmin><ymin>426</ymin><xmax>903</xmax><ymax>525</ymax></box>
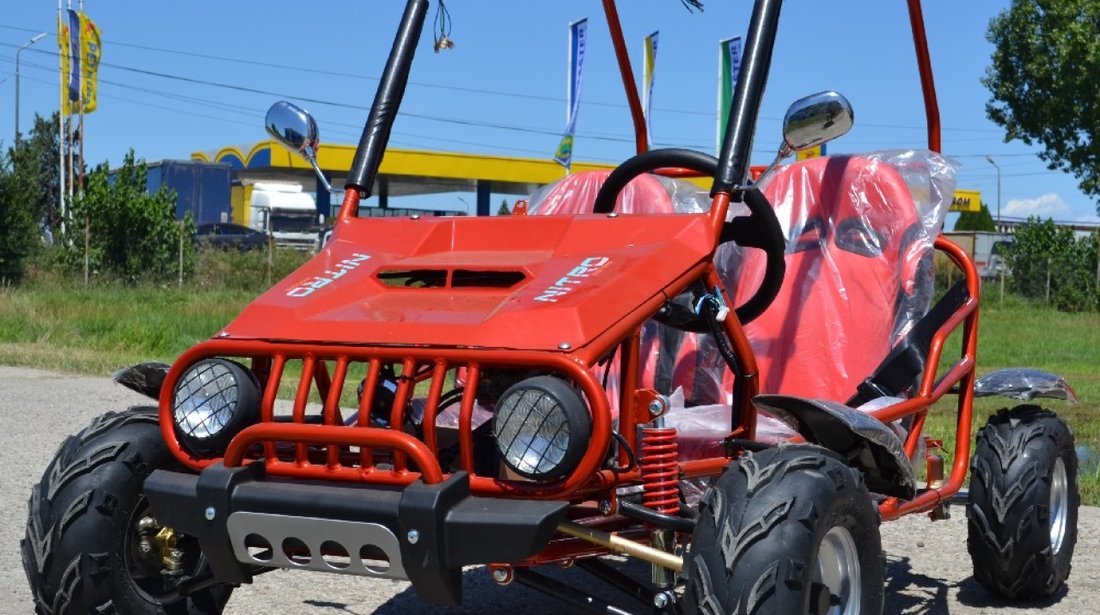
<box><xmin>2</xmin><ymin>366</ymin><xmax>1098</xmax><ymax>614</ymax></box>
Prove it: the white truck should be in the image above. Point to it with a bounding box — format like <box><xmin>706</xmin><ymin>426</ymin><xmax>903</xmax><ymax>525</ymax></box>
<box><xmin>247</xmin><ymin>181</ymin><xmax>322</xmax><ymax>248</ymax></box>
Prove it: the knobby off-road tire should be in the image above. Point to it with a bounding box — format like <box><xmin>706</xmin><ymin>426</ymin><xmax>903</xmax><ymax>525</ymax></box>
<box><xmin>22</xmin><ymin>406</ymin><xmax>232</xmax><ymax>615</ymax></box>
<box><xmin>685</xmin><ymin>445</ymin><xmax>883</xmax><ymax>615</ymax></box>
<box><xmin>967</xmin><ymin>405</ymin><xmax>1079</xmax><ymax>599</ymax></box>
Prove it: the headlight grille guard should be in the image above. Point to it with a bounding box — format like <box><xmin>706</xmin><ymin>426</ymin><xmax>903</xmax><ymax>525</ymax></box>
<box><xmin>158</xmin><ymin>339</ymin><xmax>618</xmax><ymax>499</ymax></box>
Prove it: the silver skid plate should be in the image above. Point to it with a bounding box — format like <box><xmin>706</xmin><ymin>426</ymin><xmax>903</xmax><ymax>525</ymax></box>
<box><xmin>227</xmin><ymin>512</ymin><xmax>407</xmax><ymax>579</ymax></box>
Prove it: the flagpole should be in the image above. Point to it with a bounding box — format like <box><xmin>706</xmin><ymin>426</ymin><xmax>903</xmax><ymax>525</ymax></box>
<box><xmin>79</xmin><ymin>0</ymin><xmax>84</xmax><ymax>193</ymax></box>
<box><xmin>57</xmin><ymin>0</ymin><xmax>66</xmax><ymax>237</ymax></box>
<box><xmin>715</xmin><ymin>39</ymin><xmax>722</xmax><ymax>155</ymax></box>
<box><xmin>67</xmin><ymin>1</ymin><xmax>74</xmax><ymax>206</ymax></box>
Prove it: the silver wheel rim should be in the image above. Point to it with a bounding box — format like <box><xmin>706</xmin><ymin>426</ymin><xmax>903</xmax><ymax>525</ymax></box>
<box><xmin>815</xmin><ymin>526</ymin><xmax>861</xmax><ymax>615</ymax></box>
<box><xmin>1050</xmin><ymin>457</ymin><xmax>1068</xmax><ymax>555</ymax></box>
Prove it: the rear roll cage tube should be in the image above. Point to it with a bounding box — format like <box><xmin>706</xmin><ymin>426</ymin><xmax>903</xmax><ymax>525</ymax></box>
<box><xmin>873</xmin><ymin>237</ymin><xmax>980</xmax><ymax>519</ymax></box>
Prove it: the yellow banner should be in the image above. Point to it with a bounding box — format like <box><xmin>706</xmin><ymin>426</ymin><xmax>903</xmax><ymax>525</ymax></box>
<box><xmin>796</xmin><ymin>144</ymin><xmax>824</xmax><ymax>161</ymax></box>
<box><xmin>77</xmin><ymin>12</ymin><xmax>101</xmax><ymax>113</ymax></box>
<box><xmin>57</xmin><ymin>14</ymin><xmax>75</xmax><ymax>115</ymax></box>
<box><xmin>950</xmin><ymin>189</ymin><xmax>982</xmax><ymax>213</ymax></box>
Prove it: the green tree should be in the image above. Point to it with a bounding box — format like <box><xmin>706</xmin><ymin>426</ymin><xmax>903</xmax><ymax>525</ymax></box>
<box><xmin>497</xmin><ymin>198</ymin><xmax>512</xmax><ymax>216</ymax></box>
<box><xmin>983</xmin><ymin>0</ymin><xmax>1100</xmax><ymax>207</ymax></box>
<box><xmin>68</xmin><ymin>150</ymin><xmax>193</xmax><ymax>282</ymax></box>
<box><xmin>954</xmin><ymin>203</ymin><xmax>996</xmax><ymax>232</ymax></box>
<box><xmin>0</xmin><ymin>147</ymin><xmax>38</xmax><ymax>282</ymax></box>
<box><xmin>0</xmin><ymin>113</ymin><xmax>63</xmax><ymax>282</ymax></box>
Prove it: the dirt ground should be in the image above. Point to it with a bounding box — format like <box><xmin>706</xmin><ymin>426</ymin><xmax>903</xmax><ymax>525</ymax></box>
<box><xmin>2</xmin><ymin>366</ymin><xmax>1097</xmax><ymax>614</ymax></box>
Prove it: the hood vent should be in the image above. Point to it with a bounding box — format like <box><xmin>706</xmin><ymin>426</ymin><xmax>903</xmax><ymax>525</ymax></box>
<box><xmin>377</xmin><ymin>269</ymin><xmax>526</xmax><ymax>290</ymax></box>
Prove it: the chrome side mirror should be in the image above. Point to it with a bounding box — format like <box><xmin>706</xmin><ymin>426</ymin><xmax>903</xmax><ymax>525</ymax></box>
<box><xmin>265</xmin><ymin>101</ymin><xmax>331</xmax><ymax>192</ymax></box>
<box><xmin>781</xmin><ymin>91</ymin><xmax>854</xmax><ymax>155</ymax></box>
<box><xmin>754</xmin><ymin>91</ymin><xmax>854</xmax><ymax>186</ymax></box>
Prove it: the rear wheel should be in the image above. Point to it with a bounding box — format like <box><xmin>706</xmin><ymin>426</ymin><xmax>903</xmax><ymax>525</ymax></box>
<box><xmin>685</xmin><ymin>445</ymin><xmax>883</xmax><ymax>615</ymax></box>
<box><xmin>967</xmin><ymin>405</ymin><xmax>1078</xmax><ymax>599</ymax></box>
<box><xmin>22</xmin><ymin>407</ymin><xmax>231</xmax><ymax>615</ymax></box>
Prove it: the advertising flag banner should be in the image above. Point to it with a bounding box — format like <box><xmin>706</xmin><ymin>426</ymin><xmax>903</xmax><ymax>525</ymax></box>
<box><xmin>716</xmin><ymin>36</ymin><xmax>742</xmax><ymax>152</ymax></box>
<box><xmin>642</xmin><ymin>31</ymin><xmax>659</xmax><ymax>147</ymax></box>
<box><xmin>78</xmin><ymin>12</ymin><xmax>102</xmax><ymax>113</ymax></box>
<box><xmin>554</xmin><ymin>18</ymin><xmax>587</xmax><ymax>172</ymax></box>
<box><xmin>57</xmin><ymin>10</ymin><xmax>80</xmax><ymax>115</ymax></box>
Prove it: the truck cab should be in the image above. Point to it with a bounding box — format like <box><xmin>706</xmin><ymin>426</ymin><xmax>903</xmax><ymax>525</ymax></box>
<box><xmin>247</xmin><ymin>181</ymin><xmax>321</xmax><ymax>248</ymax></box>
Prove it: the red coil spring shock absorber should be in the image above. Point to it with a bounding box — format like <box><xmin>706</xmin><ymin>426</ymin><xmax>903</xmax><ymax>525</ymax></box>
<box><xmin>639</xmin><ymin>427</ymin><xmax>680</xmax><ymax>515</ymax></box>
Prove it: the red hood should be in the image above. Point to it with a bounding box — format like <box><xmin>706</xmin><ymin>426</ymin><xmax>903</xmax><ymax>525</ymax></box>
<box><xmin>223</xmin><ymin>213</ymin><xmax>713</xmax><ymax>352</ymax></box>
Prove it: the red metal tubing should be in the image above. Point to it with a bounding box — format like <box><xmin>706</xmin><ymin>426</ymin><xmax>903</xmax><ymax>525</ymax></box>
<box><xmin>617</xmin><ymin>331</ymin><xmax>641</xmax><ymax>464</ymax></box>
<box><xmin>336</xmin><ymin>187</ymin><xmax>361</xmax><ymax>221</ymax></box>
<box><xmin>159</xmin><ymin>339</ymin><xmax>615</xmax><ymax>500</ymax></box>
<box><xmin>292</xmin><ymin>356</ymin><xmax>315</xmax><ymax>464</ymax></box>
<box><xmin>390</xmin><ymin>357</ymin><xmax>418</xmax><ymax>472</ymax></box>
<box><xmin>357</xmin><ymin>358</ymin><xmax>382</xmax><ymax>470</ymax></box>
<box><xmin>600</xmin><ymin>0</ymin><xmax>648</xmax><ymax>154</ymax></box>
<box><xmin>323</xmin><ymin>357</ymin><xmax>349</xmax><ymax>468</ymax></box>
<box><xmin>458</xmin><ymin>364</ymin><xmax>481</xmax><ymax>473</ymax></box>
<box><xmin>906</xmin><ymin>0</ymin><xmax>941</xmax><ymax>153</ymax></box>
<box><xmin>420</xmin><ymin>361</ymin><xmax>448</xmax><ymax>455</ymax></box>
<box><xmin>223</xmin><ymin>423</ymin><xmax>444</xmax><ymax>484</ymax></box>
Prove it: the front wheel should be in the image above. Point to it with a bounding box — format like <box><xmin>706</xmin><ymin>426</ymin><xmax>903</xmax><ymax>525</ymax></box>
<box><xmin>967</xmin><ymin>405</ymin><xmax>1079</xmax><ymax>599</ymax></box>
<box><xmin>685</xmin><ymin>445</ymin><xmax>883</xmax><ymax>615</ymax></box>
<box><xmin>21</xmin><ymin>407</ymin><xmax>232</xmax><ymax>615</ymax></box>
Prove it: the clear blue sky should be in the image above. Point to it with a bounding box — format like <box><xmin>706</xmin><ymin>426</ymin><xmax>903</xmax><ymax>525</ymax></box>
<box><xmin>1</xmin><ymin>1</ymin><xmax>1096</xmax><ymax>224</ymax></box>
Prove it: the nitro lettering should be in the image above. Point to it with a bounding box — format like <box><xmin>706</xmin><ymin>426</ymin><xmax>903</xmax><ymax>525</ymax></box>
<box><xmin>534</xmin><ymin>256</ymin><xmax>611</xmax><ymax>303</ymax></box>
<box><xmin>286</xmin><ymin>252</ymin><xmax>371</xmax><ymax>298</ymax></box>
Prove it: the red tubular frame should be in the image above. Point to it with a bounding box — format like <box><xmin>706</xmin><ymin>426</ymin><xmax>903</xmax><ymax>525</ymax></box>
<box><xmin>159</xmin><ymin>341</ymin><xmax>616</xmax><ymax>500</ymax></box>
<box><xmin>156</xmin><ymin>0</ymin><xmax>980</xmax><ymax>572</ymax></box>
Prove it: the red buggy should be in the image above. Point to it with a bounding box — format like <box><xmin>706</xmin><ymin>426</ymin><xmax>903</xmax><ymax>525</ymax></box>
<box><xmin>23</xmin><ymin>1</ymin><xmax>1080</xmax><ymax>614</ymax></box>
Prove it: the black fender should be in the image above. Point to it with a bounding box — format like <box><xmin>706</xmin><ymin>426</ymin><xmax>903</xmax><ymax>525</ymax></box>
<box><xmin>754</xmin><ymin>394</ymin><xmax>916</xmax><ymax>499</ymax></box>
<box><xmin>111</xmin><ymin>361</ymin><xmax>170</xmax><ymax>400</ymax></box>
<box><xmin>974</xmin><ymin>368</ymin><xmax>1079</xmax><ymax>402</ymax></box>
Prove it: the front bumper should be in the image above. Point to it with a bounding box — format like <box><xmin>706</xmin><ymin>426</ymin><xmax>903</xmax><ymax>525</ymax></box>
<box><xmin>144</xmin><ymin>464</ymin><xmax>568</xmax><ymax>605</ymax></box>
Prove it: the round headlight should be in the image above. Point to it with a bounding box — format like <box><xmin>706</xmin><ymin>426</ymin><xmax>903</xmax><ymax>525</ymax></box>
<box><xmin>492</xmin><ymin>376</ymin><xmax>591</xmax><ymax>480</ymax></box>
<box><xmin>173</xmin><ymin>359</ymin><xmax>260</xmax><ymax>455</ymax></box>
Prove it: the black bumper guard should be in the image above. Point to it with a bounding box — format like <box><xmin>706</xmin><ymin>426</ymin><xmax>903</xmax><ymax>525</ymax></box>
<box><xmin>144</xmin><ymin>464</ymin><xmax>568</xmax><ymax>606</ymax></box>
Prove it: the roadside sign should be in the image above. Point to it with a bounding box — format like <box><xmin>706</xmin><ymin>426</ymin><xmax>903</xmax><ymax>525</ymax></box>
<box><xmin>951</xmin><ymin>189</ymin><xmax>982</xmax><ymax>213</ymax></box>
<box><xmin>796</xmin><ymin>144</ymin><xmax>825</xmax><ymax>161</ymax></box>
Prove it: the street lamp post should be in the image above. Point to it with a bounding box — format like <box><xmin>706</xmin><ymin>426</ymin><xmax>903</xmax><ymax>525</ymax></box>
<box><xmin>15</xmin><ymin>32</ymin><xmax>48</xmax><ymax>144</ymax></box>
<box><xmin>985</xmin><ymin>155</ymin><xmax>1001</xmax><ymax>232</ymax></box>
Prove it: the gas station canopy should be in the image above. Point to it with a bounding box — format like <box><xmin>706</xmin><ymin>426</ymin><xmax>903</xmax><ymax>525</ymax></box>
<box><xmin>193</xmin><ymin>141</ymin><xmax>617</xmax><ymax>215</ymax></box>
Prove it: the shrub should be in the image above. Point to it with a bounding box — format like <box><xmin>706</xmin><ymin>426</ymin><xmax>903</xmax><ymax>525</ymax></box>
<box><xmin>66</xmin><ymin>151</ymin><xmax>194</xmax><ymax>282</ymax></box>
<box><xmin>1007</xmin><ymin>217</ymin><xmax>1098</xmax><ymax>312</ymax></box>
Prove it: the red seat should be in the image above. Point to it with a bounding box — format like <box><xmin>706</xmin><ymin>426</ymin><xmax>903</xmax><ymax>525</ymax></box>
<box><xmin>529</xmin><ymin>170</ymin><xmax>678</xmax><ymax>215</ymax></box>
<box><xmin>672</xmin><ymin>155</ymin><xmax>926</xmax><ymax>405</ymax></box>
<box><xmin>531</xmin><ymin>158</ymin><xmax>935</xmax><ymax>426</ymax></box>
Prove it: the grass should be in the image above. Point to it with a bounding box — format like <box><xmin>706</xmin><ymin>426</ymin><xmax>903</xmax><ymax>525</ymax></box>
<box><xmin>2</xmin><ymin>273</ymin><xmax>1098</xmax><ymax>503</ymax></box>
<box><xmin>923</xmin><ymin>293</ymin><xmax>1100</xmax><ymax>505</ymax></box>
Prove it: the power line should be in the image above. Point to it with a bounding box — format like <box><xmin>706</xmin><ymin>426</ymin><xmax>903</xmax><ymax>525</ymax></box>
<box><xmin>0</xmin><ymin>27</ymin><xmax>1007</xmax><ymax>133</ymax></box>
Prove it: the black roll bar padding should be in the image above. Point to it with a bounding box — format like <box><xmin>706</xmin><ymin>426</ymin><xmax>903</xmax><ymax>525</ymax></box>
<box><xmin>713</xmin><ymin>0</ymin><xmax>784</xmax><ymax>195</ymax></box>
<box><xmin>345</xmin><ymin>0</ymin><xmax>429</xmax><ymax>196</ymax></box>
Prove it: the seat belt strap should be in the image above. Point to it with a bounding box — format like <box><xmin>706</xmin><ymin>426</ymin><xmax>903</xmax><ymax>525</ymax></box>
<box><xmin>847</xmin><ymin>279</ymin><xmax>970</xmax><ymax>407</ymax></box>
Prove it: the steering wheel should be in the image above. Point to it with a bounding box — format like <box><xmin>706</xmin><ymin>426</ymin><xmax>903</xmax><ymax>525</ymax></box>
<box><xmin>591</xmin><ymin>148</ymin><xmax>785</xmax><ymax>324</ymax></box>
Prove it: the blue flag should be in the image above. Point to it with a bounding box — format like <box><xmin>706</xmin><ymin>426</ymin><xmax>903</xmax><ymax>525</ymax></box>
<box><xmin>554</xmin><ymin>18</ymin><xmax>587</xmax><ymax>172</ymax></box>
